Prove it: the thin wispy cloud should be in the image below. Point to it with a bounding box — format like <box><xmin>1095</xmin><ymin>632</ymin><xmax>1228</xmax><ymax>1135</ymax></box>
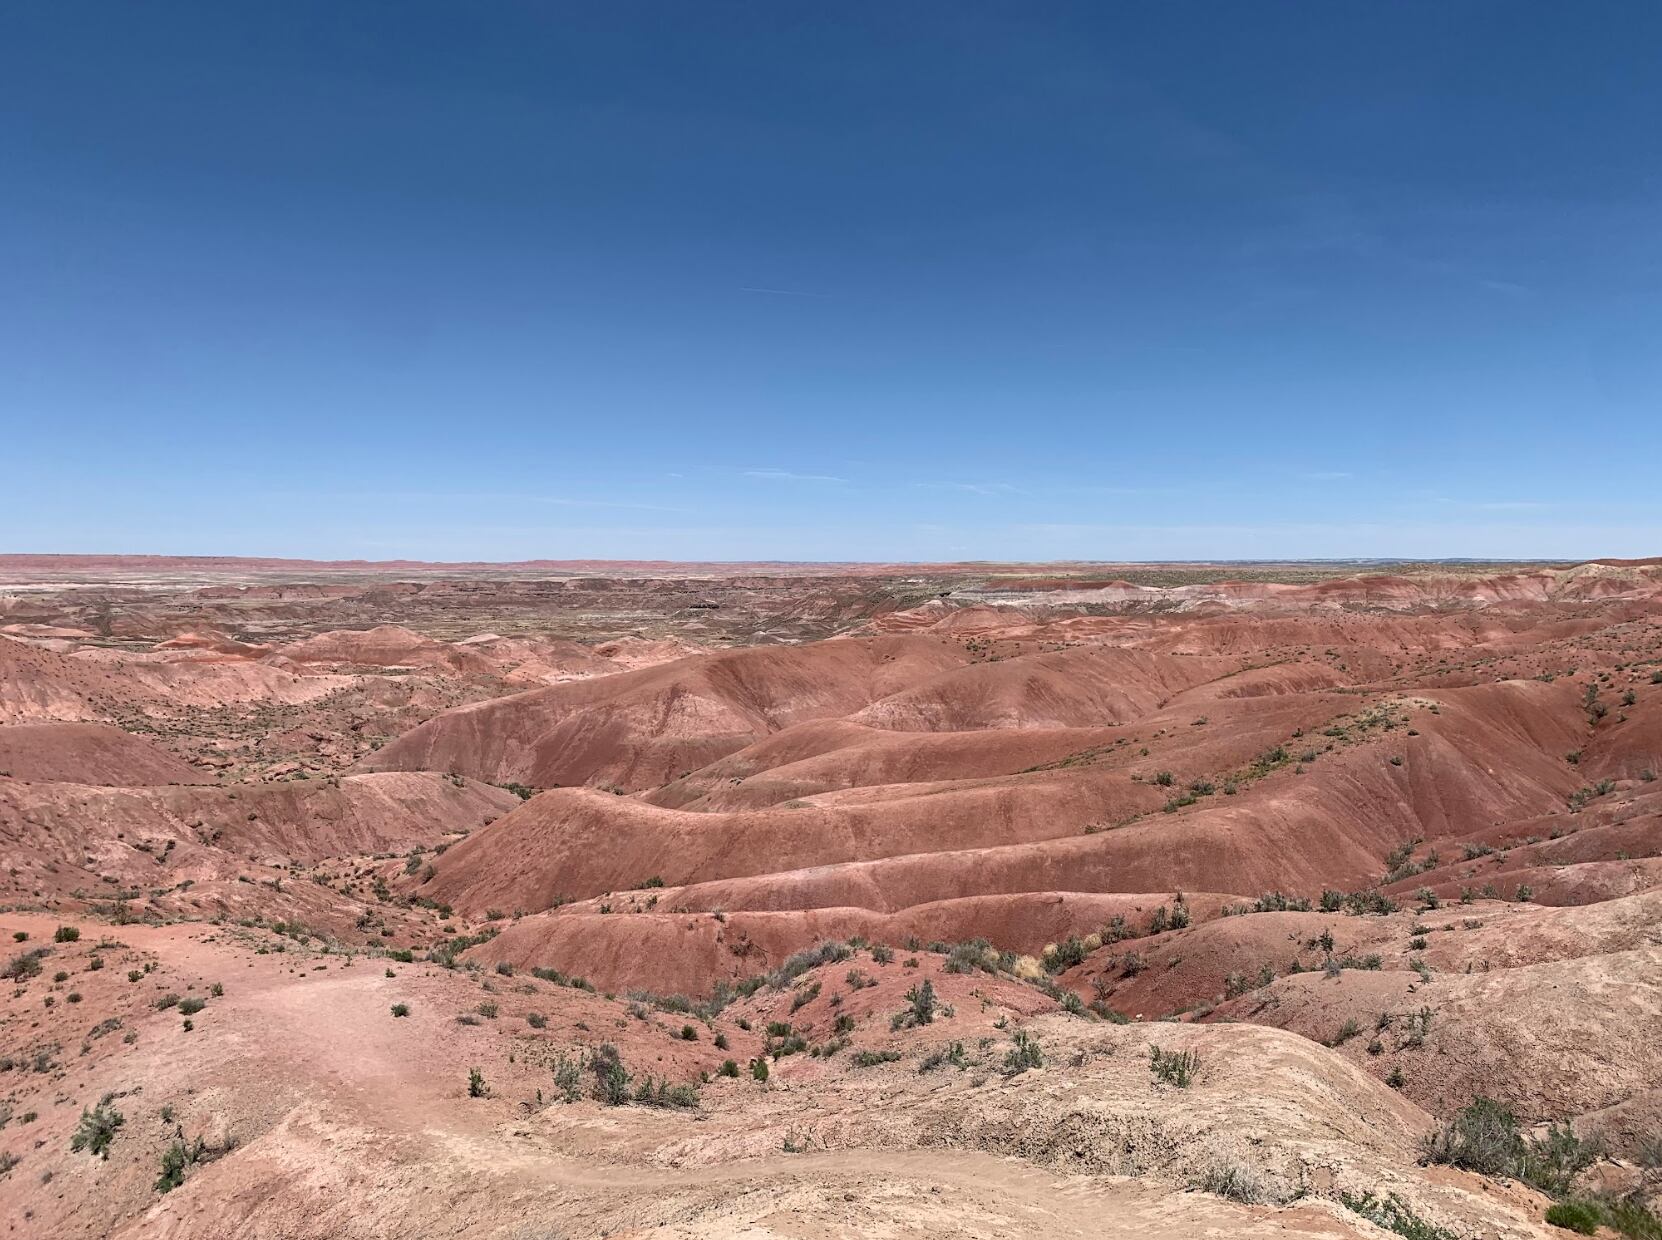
<box><xmin>743</xmin><ymin>469</ymin><xmax>848</xmax><ymax>484</ymax></box>
<box><xmin>261</xmin><ymin>489</ymin><xmax>687</xmax><ymax>513</ymax></box>
<box><xmin>739</xmin><ymin>286</ymin><xmax>832</xmax><ymax>298</ymax></box>
<box><xmin>1435</xmin><ymin>498</ymin><xmax>1553</xmax><ymax>512</ymax></box>
<box><xmin>913</xmin><ymin>481</ymin><xmax>1024</xmax><ymax>496</ymax></box>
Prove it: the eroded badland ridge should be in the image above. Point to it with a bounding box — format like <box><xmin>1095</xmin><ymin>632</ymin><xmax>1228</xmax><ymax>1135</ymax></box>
<box><xmin>2</xmin><ymin>556</ymin><xmax>1660</xmax><ymax>1238</ymax></box>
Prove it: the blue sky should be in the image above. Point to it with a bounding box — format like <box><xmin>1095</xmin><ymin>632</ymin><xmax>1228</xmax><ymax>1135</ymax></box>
<box><xmin>4</xmin><ymin>2</ymin><xmax>1659</xmax><ymax>561</ymax></box>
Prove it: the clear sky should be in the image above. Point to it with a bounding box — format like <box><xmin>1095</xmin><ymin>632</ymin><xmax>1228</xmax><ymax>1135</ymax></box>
<box><xmin>4</xmin><ymin>2</ymin><xmax>1659</xmax><ymax>562</ymax></box>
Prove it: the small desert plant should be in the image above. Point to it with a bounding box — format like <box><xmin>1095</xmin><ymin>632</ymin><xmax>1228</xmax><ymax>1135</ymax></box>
<box><xmin>901</xmin><ymin>979</ymin><xmax>936</xmax><ymax>1026</ymax></box>
<box><xmin>70</xmin><ymin>1096</ymin><xmax>124</xmax><ymax>1158</ymax></box>
<box><xmin>4</xmin><ymin>952</ymin><xmax>44</xmax><ymax>981</ymax></box>
<box><xmin>592</xmin><ymin>1044</ymin><xmax>629</xmax><ymax>1104</ymax></box>
<box><xmin>1422</xmin><ymin>1097</ymin><xmax>1596</xmax><ymax>1195</ymax></box>
<box><xmin>552</xmin><ymin>1055</ymin><xmax>582</xmax><ymax>1102</ymax></box>
<box><xmin>851</xmin><ymin>1049</ymin><xmax>902</xmax><ymax>1067</ymax></box>
<box><xmin>1002</xmin><ymin>1030</ymin><xmax>1043</xmax><ymax>1075</ymax></box>
<box><xmin>390</xmin><ymin>1003</ymin><xmax>410</xmax><ymax>1017</ymax></box>
<box><xmin>788</xmin><ymin>982</ymin><xmax>820</xmax><ymax>1014</ymax></box>
<box><xmin>154</xmin><ymin>1136</ymin><xmax>205</xmax><ymax>1193</ymax></box>
<box><xmin>1190</xmin><ymin>1161</ymin><xmax>1265</xmax><ymax>1204</ymax></box>
<box><xmin>1543</xmin><ymin>1200</ymin><xmax>1602</xmax><ymax>1235</ymax></box>
<box><xmin>467</xmin><ymin>1067</ymin><xmax>487</xmax><ymax>1098</ymax></box>
<box><xmin>1338</xmin><ymin>1191</ymin><xmax>1456</xmax><ymax>1240</ymax></box>
<box><xmin>54</xmin><ymin>926</ymin><xmax>80</xmax><ymax>943</ymax></box>
<box><xmin>919</xmin><ymin>1041</ymin><xmax>967</xmax><ymax>1073</ymax></box>
<box><xmin>1149</xmin><ymin>1045</ymin><xmax>1199</xmax><ymax>1087</ymax></box>
<box><xmin>631</xmin><ymin>1076</ymin><xmax>699</xmax><ymax>1108</ymax></box>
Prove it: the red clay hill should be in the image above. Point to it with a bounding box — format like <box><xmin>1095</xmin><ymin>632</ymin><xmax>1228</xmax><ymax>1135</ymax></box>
<box><xmin>2</xmin><ymin>556</ymin><xmax>1660</xmax><ymax>1239</ymax></box>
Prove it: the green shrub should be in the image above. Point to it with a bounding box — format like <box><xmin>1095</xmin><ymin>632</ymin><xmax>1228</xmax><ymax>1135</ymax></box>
<box><xmin>54</xmin><ymin>926</ymin><xmax>80</xmax><ymax>943</ymax></box>
<box><xmin>902</xmin><ymin>979</ymin><xmax>936</xmax><ymax>1026</ymax></box>
<box><xmin>70</xmin><ymin>1096</ymin><xmax>124</xmax><ymax>1158</ymax></box>
<box><xmin>467</xmin><ymin>1067</ymin><xmax>487</xmax><ymax>1098</ymax></box>
<box><xmin>788</xmin><ymin>982</ymin><xmax>820</xmax><ymax>1013</ymax></box>
<box><xmin>1544</xmin><ymin>1201</ymin><xmax>1602</xmax><ymax>1235</ymax></box>
<box><xmin>851</xmin><ymin>1049</ymin><xmax>901</xmax><ymax>1067</ymax></box>
<box><xmin>1045</xmin><ymin>936</ymin><xmax>1090</xmax><ymax>971</ymax></box>
<box><xmin>552</xmin><ymin>1054</ymin><xmax>582</xmax><ymax>1102</ymax></box>
<box><xmin>1002</xmin><ymin>1030</ymin><xmax>1043</xmax><ymax>1075</ymax></box>
<box><xmin>390</xmin><ymin>1003</ymin><xmax>409</xmax><ymax>1017</ymax></box>
<box><xmin>1423</xmin><ymin>1098</ymin><xmax>1596</xmax><ymax>1195</ymax></box>
<box><xmin>1600</xmin><ymin>1193</ymin><xmax>1662</xmax><ymax>1239</ymax></box>
<box><xmin>3</xmin><ymin>952</ymin><xmax>43</xmax><ymax>981</ymax></box>
<box><xmin>177</xmin><ymin>997</ymin><xmax>205</xmax><ymax>1016</ymax></box>
<box><xmin>1339</xmin><ymin>1191</ymin><xmax>1456</xmax><ymax>1240</ymax></box>
<box><xmin>591</xmin><ymin>1044</ymin><xmax>629</xmax><ymax>1104</ymax></box>
<box><xmin>919</xmin><ymin>1041</ymin><xmax>967</xmax><ymax>1073</ymax></box>
<box><xmin>154</xmin><ymin>1136</ymin><xmax>205</xmax><ymax>1193</ymax></box>
<box><xmin>1423</xmin><ymin>1096</ymin><xmax>1521</xmax><ymax>1177</ymax></box>
<box><xmin>1522</xmin><ymin>1121</ymin><xmax>1600</xmax><ymax>1196</ymax></box>
<box><xmin>631</xmin><ymin>1075</ymin><xmax>699</xmax><ymax>1108</ymax></box>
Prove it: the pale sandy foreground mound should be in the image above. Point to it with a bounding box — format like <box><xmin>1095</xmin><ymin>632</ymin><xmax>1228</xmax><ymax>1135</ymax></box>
<box><xmin>0</xmin><ymin>918</ymin><xmax>1572</xmax><ymax>1240</ymax></box>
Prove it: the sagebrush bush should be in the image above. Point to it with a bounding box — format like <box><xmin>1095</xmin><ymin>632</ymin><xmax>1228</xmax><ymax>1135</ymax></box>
<box><xmin>70</xmin><ymin>1096</ymin><xmax>123</xmax><ymax>1158</ymax></box>
<box><xmin>1422</xmin><ymin>1097</ymin><xmax>1596</xmax><ymax>1195</ymax></box>
<box><xmin>1149</xmin><ymin>1045</ymin><xmax>1199</xmax><ymax>1087</ymax></box>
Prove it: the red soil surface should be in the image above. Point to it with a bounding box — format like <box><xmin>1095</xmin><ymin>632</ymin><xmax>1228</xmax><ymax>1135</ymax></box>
<box><xmin>2</xmin><ymin>557</ymin><xmax>1660</xmax><ymax>1237</ymax></box>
